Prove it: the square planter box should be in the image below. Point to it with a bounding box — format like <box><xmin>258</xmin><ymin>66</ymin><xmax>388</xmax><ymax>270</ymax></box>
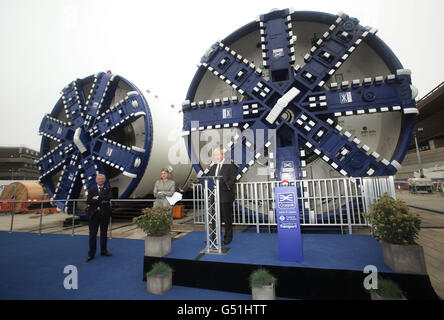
<box><xmin>381</xmin><ymin>241</ymin><xmax>427</xmax><ymax>275</ymax></box>
<box><xmin>252</xmin><ymin>284</ymin><xmax>276</xmax><ymax>300</ymax></box>
<box><xmin>370</xmin><ymin>291</ymin><xmax>406</xmax><ymax>300</ymax></box>
<box><xmin>146</xmin><ymin>273</ymin><xmax>172</xmax><ymax>295</ymax></box>
<box><xmin>145</xmin><ymin>234</ymin><xmax>171</xmax><ymax>257</ymax></box>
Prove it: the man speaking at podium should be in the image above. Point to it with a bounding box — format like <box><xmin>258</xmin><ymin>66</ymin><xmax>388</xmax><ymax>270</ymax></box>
<box><xmin>86</xmin><ymin>174</ymin><xmax>113</xmax><ymax>262</ymax></box>
<box><xmin>208</xmin><ymin>148</ymin><xmax>237</xmax><ymax>245</ymax></box>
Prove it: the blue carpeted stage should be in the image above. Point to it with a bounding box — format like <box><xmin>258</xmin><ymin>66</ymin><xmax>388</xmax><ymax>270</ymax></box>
<box><xmin>144</xmin><ymin>230</ymin><xmax>439</xmax><ymax>300</ymax></box>
<box><xmin>166</xmin><ymin>231</ymin><xmax>392</xmax><ymax>272</ymax></box>
<box><xmin>0</xmin><ymin>231</ymin><xmax>251</xmax><ymax>300</ymax></box>
<box><xmin>0</xmin><ymin>230</ymin><xmax>438</xmax><ymax>300</ymax></box>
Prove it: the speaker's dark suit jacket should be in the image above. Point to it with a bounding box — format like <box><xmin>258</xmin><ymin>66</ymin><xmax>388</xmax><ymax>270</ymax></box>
<box><xmin>207</xmin><ymin>161</ymin><xmax>237</xmax><ymax>241</ymax></box>
<box><xmin>87</xmin><ymin>185</ymin><xmax>112</xmax><ymax>219</ymax></box>
<box><xmin>86</xmin><ymin>184</ymin><xmax>113</xmax><ymax>257</ymax></box>
<box><xmin>208</xmin><ymin>161</ymin><xmax>237</xmax><ymax>203</ymax></box>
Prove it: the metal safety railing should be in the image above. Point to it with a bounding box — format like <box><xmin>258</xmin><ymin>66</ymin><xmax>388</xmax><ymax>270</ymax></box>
<box><xmin>0</xmin><ymin>199</ymin><xmax>89</xmax><ymax>236</ymax></box>
<box><xmin>193</xmin><ymin>176</ymin><xmax>397</xmax><ymax>234</ymax></box>
<box><xmin>0</xmin><ymin>198</ymin><xmax>195</xmax><ymax>237</ymax></box>
<box><xmin>1</xmin><ymin>177</ymin><xmax>396</xmax><ymax>236</ymax></box>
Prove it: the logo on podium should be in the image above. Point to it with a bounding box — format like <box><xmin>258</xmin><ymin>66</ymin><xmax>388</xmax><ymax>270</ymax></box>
<box><xmin>278</xmin><ymin>192</ymin><xmax>296</xmax><ymax>209</ymax></box>
<box><xmin>275</xmin><ymin>185</ymin><xmax>303</xmax><ymax>262</ymax></box>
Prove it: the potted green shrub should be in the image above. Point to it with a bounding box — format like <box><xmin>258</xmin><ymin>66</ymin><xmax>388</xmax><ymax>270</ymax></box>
<box><xmin>249</xmin><ymin>268</ymin><xmax>276</xmax><ymax>300</ymax></box>
<box><xmin>134</xmin><ymin>206</ymin><xmax>172</xmax><ymax>257</ymax></box>
<box><xmin>364</xmin><ymin>193</ymin><xmax>426</xmax><ymax>274</ymax></box>
<box><xmin>370</xmin><ymin>278</ymin><xmax>405</xmax><ymax>300</ymax></box>
<box><xmin>146</xmin><ymin>261</ymin><xmax>173</xmax><ymax>295</ymax></box>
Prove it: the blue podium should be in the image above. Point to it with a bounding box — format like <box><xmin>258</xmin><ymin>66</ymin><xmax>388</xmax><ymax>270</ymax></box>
<box><xmin>275</xmin><ymin>185</ymin><xmax>303</xmax><ymax>262</ymax></box>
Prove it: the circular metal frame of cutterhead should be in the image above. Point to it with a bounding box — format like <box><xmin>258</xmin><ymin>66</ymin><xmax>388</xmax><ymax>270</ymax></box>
<box><xmin>38</xmin><ymin>72</ymin><xmax>153</xmax><ymax>212</ymax></box>
<box><xmin>182</xmin><ymin>9</ymin><xmax>417</xmax><ymax>182</ymax></box>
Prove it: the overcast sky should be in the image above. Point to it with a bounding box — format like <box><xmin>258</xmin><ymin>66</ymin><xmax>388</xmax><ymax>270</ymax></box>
<box><xmin>0</xmin><ymin>0</ymin><xmax>443</xmax><ymax>151</ymax></box>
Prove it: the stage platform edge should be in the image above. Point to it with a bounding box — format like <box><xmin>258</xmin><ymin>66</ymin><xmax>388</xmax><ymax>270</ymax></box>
<box><xmin>143</xmin><ymin>232</ymin><xmax>439</xmax><ymax>300</ymax></box>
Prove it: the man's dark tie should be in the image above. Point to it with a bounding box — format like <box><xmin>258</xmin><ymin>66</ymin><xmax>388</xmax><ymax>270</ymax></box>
<box><xmin>215</xmin><ymin>163</ymin><xmax>222</xmax><ymax>177</ymax></box>
<box><xmin>97</xmin><ymin>186</ymin><xmax>102</xmax><ymax>211</ymax></box>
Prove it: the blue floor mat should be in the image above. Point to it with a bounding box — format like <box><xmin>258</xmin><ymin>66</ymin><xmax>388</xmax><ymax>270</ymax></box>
<box><xmin>0</xmin><ymin>231</ymin><xmax>251</xmax><ymax>300</ymax></box>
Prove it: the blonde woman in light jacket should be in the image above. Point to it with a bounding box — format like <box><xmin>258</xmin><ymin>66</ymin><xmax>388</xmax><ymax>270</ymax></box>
<box><xmin>153</xmin><ymin>168</ymin><xmax>176</xmax><ymax>208</ymax></box>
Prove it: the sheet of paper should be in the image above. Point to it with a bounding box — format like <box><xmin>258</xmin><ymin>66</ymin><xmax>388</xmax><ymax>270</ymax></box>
<box><xmin>166</xmin><ymin>192</ymin><xmax>183</xmax><ymax>206</ymax></box>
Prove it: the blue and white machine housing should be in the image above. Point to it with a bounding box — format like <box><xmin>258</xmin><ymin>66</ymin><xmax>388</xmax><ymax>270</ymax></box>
<box><xmin>183</xmin><ymin>9</ymin><xmax>418</xmax><ymax>183</ymax></box>
<box><xmin>37</xmin><ymin>72</ymin><xmax>192</xmax><ymax>211</ymax></box>
<box><xmin>37</xmin><ymin>9</ymin><xmax>419</xmax><ymax>212</ymax></box>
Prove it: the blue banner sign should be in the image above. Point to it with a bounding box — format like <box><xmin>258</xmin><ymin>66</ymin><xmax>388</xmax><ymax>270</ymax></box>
<box><xmin>275</xmin><ymin>186</ymin><xmax>303</xmax><ymax>262</ymax></box>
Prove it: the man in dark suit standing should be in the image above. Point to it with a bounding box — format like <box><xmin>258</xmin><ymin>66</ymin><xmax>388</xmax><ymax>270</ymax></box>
<box><xmin>208</xmin><ymin>148</ymin><xmax>237</xmax><ymax>245</ymax></box>
<box><xmin>86</xmin><ymin>173</ymin><xmax>113</xmax><ymax>262</ymax></box>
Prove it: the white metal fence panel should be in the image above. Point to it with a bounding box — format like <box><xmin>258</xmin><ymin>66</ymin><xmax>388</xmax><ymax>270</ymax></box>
<box><xmin>193</xmin><ymin>176</ymin><xmax>396</xmax><ymax>232</ymax></box>
<box><xmin>362</xmin><ymin>176</ymin><xmax>396</xmax><ymax>213</ymax></box>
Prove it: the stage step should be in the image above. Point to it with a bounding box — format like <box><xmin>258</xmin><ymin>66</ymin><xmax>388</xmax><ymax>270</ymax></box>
<box><xmin>143</xmin><ymin>256</ymin><xmax>439</xmax><ymax>300</ymax></box>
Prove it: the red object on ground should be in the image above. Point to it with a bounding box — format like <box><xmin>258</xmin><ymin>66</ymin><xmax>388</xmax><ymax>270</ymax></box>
<box><xmin>173</xmin><ymin>205</ymin><xmax>184</xmax><ymax>219</ymax></box>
